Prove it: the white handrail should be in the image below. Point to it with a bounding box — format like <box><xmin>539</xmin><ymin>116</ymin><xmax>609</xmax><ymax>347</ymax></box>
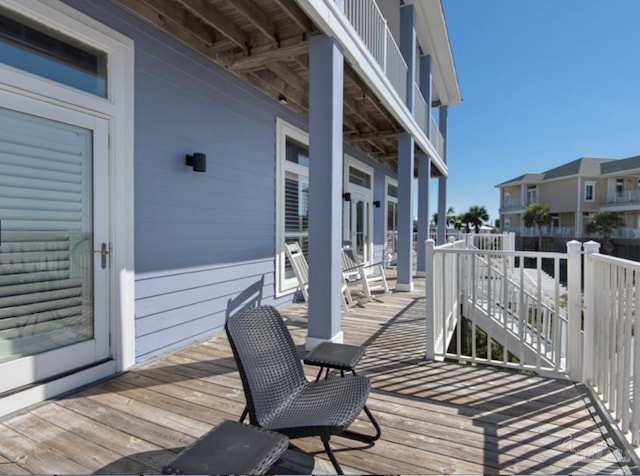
<box><xmin>342</xmin><ymin>0</ymin><xmax>408</xmax><ymax>103</ymax></box>
<box><xmin>429</xmin><ymin>115</ymin><xmax>444</xmax><ymax>158</ymax></box>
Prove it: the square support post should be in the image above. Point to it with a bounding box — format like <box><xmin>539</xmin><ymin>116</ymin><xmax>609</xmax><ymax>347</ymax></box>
<box><xmin>566</xmin><ymin>240</ymin><xmax>583</xmax><ymax>381</ymax></box>
<box><xmin>307</xmin><ymin>34</ymin><xmax>344</xmax><ymax>349</ymax></box>
<box><xmin>416</xmin><ymin>153</ymin><xmax>430</xmax><ymax>276</ymax></box>
<box><xmin>396</xmin><ymin>133</ymin><xmax>414</xmax><ymax>291</ymax></box>
<box><xmin>437</xmin><ymin>106</ymin><xmax>448</xmax><ymax>244</ymax></box>
<box><xmin>583</xmin><ymin>240</ymin><xmax>600</xmax><ymax>384</ymax></box>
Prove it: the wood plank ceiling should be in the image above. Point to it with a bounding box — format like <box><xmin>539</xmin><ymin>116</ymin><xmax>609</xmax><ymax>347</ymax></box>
<box><xmin>116</xmin><ymin>0</ymin><xmax>436</xmax><ymax>174</ymax></box>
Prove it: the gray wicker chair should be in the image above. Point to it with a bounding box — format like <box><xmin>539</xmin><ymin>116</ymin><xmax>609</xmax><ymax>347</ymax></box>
<box><xmin>225</xmin><ymin>305</ymin><xmax>379</xmax><ymax>474</ymax></box>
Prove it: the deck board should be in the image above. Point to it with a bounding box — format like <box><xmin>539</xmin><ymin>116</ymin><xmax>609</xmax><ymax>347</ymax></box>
<box><xmin>0</xmin><ymin>276</ymin><xmax>635</xmax><ymax>474</ymax></box>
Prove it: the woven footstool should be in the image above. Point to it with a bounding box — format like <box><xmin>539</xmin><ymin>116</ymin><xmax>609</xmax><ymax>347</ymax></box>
<box><xmin>162</xmin><ymin>420</ymin><xmax>288</xmax><ymax>475</ymax></box>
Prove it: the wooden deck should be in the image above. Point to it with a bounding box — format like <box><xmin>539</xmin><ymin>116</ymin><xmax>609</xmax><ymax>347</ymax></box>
<box><xmin>0</xmin><ymin>277</ymin><xmax>636</xmax><ymax>474</ymax></box>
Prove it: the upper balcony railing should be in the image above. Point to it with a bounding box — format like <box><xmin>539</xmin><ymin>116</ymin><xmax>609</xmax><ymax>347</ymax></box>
<box><xmin>343</xmin><ymin>0</ymin><xmax>407</xmax><ymax>103</ymax></box>
<box><xmin>602</xmin><ymin>190</ymin><xmax>640</xmax><ymax>205</ymax></box>
<box><xmin>429</xmin><ymin>116</ymin><xmax>445</xmax><ymax>159</ymax></box>
<box><xmin>414</xmin><ymin>84</ymin><xmax>427</xmax><ymax>133</ymax></box>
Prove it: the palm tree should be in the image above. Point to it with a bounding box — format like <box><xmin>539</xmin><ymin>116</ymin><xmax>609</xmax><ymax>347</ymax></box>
<box><xmin>465</xmin><ymin>205</ymin><xmax>489</xmax><ymax>233</ymax></box>
<box><xmin>523</xmin><ymin>203</ymin><xmax>551</xmax><ymax>251</ymax></box>
<box><xmin>457</xmin><ymin>212</ymin><xmax>471</xmax><ymax>233</ymax></box>
<box><xmin>584</xmin><ymin>211</ymin><xmax>625</xmax><ymax>255</ymax></box>
<box><xmin>432</xmin><ymin>207</ymin><xmax>456</xmax><ymax>227</ymax></box>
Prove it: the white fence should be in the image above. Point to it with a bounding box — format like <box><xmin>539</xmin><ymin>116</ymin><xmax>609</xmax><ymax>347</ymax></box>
<box><xmin>584</xmin><ymin>241</ymin><xmax>640</xmax><ymax>446</ymax></box>
<box><xmin>343</xmin><ymin>0</ymin><xmax>407</xmax><ymax>103</ymax></box>
<box><xmin>426</xmin><ymin>237</ymin><xmax>640</xmax><ymax>452</ymax></box>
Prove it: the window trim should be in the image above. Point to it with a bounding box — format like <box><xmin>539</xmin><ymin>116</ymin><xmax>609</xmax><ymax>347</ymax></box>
<box><xmin>584</xmin><ymin>181</ymin><xmax>596</xmax><ymax>202</ymax></box>
<box><xmin>275</xmin><ymin>118</ymin><xmax>309</xmax><ymax>297</ymax></box>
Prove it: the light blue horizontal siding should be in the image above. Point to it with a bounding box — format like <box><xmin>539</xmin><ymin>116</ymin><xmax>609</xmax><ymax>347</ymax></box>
<box><xmin>61</xmin><ymin>0</ymin><xmax>396</xmax><ymax>362</ymax></box>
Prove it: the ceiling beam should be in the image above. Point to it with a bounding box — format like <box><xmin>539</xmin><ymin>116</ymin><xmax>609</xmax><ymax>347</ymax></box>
<box><xmin>230</xmin><ymin>41</ymin><xmax>308</xmax><ymax>71</ymax></box>
<box><xmin>346</xmin><ymin>131</ymin><xmax>398</xmax><ymax>143</ymax></box>
<box><xmin>227</xmin><ymin>0</ymin><xmax>278</xmax><ymax>44</ymax></box>
<box><xmin>178</xmin><ymin>0</ymin><xmax>249</xmax><ymax>52</ymax></box>
<box><xmin>271</xmin><ymin>0</ymin><xmax>312</xmax><ymax>33</ymax></box>
<box><xmin>118</xmin><ymin>0</ymin><xmax>224</xmax><ymax>58</ymax></box>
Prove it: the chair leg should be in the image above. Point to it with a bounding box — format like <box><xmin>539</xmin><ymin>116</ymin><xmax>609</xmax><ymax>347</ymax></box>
<box><xmin>239</xmin><ymin>406</ymin><xmax>248</xmax><ymax>423</ymax></box>
<box><xmin>339</xmin><ymin>404</ymin><xmax>381</xmax><ymax>443</ymax></box>
<box><xmin>321</xmin><ymin>435</ymin><xmax>344</xmax><ymax>475</ymax></box>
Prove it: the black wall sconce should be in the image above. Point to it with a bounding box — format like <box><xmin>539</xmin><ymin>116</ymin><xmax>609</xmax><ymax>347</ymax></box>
<box><xmin>186</xmin><ymin>153</ymin><xmax>206</xmax><ymax>172</ymax></box>
<box><xmin>342</xmin><ymin>192</ymin><xmax>351</xmax><ymax>202</ymax></box>
<box><xmin>373</xmin><ymin>200</ymin><xmax>381</xmax><ymax>208</ymax></box>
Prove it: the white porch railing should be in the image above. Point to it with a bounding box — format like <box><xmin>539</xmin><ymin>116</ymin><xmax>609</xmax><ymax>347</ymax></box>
<box><xmin>426</xmin><ymin>241</ymin><xmax>578</xmax><ymax>376</ymax></box>
<box><xmin>426</xmin><ymin>237</ymin><xmax>640</xmax><ymax>454</ymax></box>
<box><xmin>583</xmin><ymin>241</ymin><xmax>640</xmax><ymax>446</ymax></box>
<box><xmin>343</xmin><ymin>0</ymin><xmax>407</xmax><ymax>103</ymax></box>
<box><xmin>429</xmin><ymin>115</ymin><xmax>444</xmax><ymax>158</ymax></box>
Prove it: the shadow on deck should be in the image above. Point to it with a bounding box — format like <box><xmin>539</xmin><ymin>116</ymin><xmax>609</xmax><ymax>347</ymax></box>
<box><xmin>0</xmin><ymin>276</ymin><xmax>636</xmax><ymax>474</ymax></box>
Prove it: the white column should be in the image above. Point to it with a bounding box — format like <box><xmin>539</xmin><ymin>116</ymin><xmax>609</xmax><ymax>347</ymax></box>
<box><xmin>566</xmin><ymin>240</ymin><xmax>582</xmax><ymax>381</ymax></box>
<box><xmin>582</xmin><ymin>240</ymin><xmax>600</xmax><ymax>384</ymax></box>
<box><xmin>306</xmin><ymin>34</ymin><xmax>344</xmax><ymax>349</ymax></box>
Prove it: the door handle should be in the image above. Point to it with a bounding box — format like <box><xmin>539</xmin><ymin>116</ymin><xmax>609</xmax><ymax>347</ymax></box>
<box><xmin>94</xmin><ymin>242</ymin><xmax>109</xmax><ymax>269</ymax></box>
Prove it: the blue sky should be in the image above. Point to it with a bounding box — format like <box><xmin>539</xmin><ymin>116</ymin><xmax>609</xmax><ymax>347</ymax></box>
<box><xmin>434</xmin><ymin>0</ymin><xmax>640</xmax><ymax>224</ymax></box>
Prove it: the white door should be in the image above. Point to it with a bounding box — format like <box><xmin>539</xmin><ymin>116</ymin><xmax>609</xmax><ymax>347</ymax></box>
<box><xmin>0</xmin><ymin>91</ymin><xmax>110</xmax><ymax>393</ymax></box>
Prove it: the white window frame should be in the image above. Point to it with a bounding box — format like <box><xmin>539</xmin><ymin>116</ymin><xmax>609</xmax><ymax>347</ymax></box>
<box><xmin>584</xmin><ymin>181</ymin><xmax>596</xmax><ymax>202</ymax></box>
<box><xmin>503</xmin><ymin>217</ymin><xmax>511</xmax><ymax>229</ymax></box>
<box><xmin>0</xmin><ymin>0</ymin><xmax>134</xmax><ymax>413</ymax></box>
<box><xmin>527</xmin><ymin>185</ymin><xmax>538</xmax><ymax>205</ymax></box>
<box><xmin>275</xmin><ymin>118</ymin><xmax>310</xmax><ymax>296</ymax></box>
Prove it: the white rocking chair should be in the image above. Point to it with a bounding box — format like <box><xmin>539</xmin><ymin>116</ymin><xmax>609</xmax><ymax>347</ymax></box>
<box><xmin>341</xmin><ymin>243</ymin><xmax>389</xmax><ymax>301</ymax></box>
<box><xmin>284</xmin><ymin>242</ymin><xmax>353</xmax><ymax>312</ymax></box>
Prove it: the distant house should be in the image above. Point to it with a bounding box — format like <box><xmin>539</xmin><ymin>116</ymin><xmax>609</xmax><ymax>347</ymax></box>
<box><xmin>496</xmin><ymin>155</ymin><xmax>640</xmax><ymax>241</ymax></box>
<box><xmin>0</xmin><ymin>0</ymin><xmax>461</xmax><ymax>415</ymax></box>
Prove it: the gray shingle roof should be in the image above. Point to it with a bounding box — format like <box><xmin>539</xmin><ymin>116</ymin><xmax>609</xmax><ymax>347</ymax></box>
<box><xmin>600</xmin><ymin>155</ymin><xmax>640</xmax><ymax>174</ymax></box>
<box><xmin>542</xmin><ymin>158</ymin><xmax>615</xmax><ymax>180</ymax></box>
<box><xmin>496</xmin><ymin>173</ymin><xmax>544</xmax><ymax>187</ymax></box>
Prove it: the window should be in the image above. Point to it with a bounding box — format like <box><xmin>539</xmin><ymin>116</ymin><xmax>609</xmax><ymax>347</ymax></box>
<box><xmin>503</xmin><ymin>217</ymin><xmax>511</xmax><ymax>229</ymax></box>
<box><xmin>0</xmin><ymin>6</ymin><xmax>107</xmax><ymax>97</ymax></box>
<box><xmin>349</xmin><ymin>166</ymin><xmax>371</xmax><ymax>189</ymax></box>
<box><xmin>584</xmin><ymin>182</ymin><xmax>596</xmax><ymax>202</ymax></box>
<box><xmin>276</xmin><ymin>119</ymin><xmax>310</xmax><ymax>295</ymax></box>
<box><xmin>504</xmin><ymin>191</ymin><xmax>512</xmax><ymax>207</ymax></box>
<box><xmin>527</xmin><ymin>185</ymin><xmax>538</xmax><ymax>205</ymax></box>
<box><xmin>385</xmin><ymin>178</ymin><xmax>398</xmax><ymax>260</ymax></box>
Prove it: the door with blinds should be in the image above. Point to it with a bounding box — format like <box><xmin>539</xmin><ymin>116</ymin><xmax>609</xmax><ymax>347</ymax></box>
<box><xmin>0</xmin><ymin>91</ymin><xmax>109</xmax><ymax>393</ymax></box>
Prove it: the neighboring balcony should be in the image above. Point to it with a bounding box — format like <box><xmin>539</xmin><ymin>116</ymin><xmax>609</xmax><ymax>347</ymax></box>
<box><xmin>601</xmin><ymin>190</ymin><xmax>640</xmax><ymax>211</ymax></box>
<box><xmin>500</xmin><ymin>199</ymin><xmax>523</xmax><ymax>211</ymax></box>
<box><xmin>342</xmin><ymin>0</ymin><xmax>444</xmax><ymax>158</ymax></box>
<box><xmin>522</xmin><ymin>226</ymin><xmax>575</xmax><ymax>238</ymax></box>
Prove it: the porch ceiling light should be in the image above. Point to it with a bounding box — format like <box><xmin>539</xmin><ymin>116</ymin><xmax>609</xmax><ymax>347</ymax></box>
<box><xmin>186</xmin><ymin>153</ymin><xmax>206</xmax><ymax>172</ymax></box>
